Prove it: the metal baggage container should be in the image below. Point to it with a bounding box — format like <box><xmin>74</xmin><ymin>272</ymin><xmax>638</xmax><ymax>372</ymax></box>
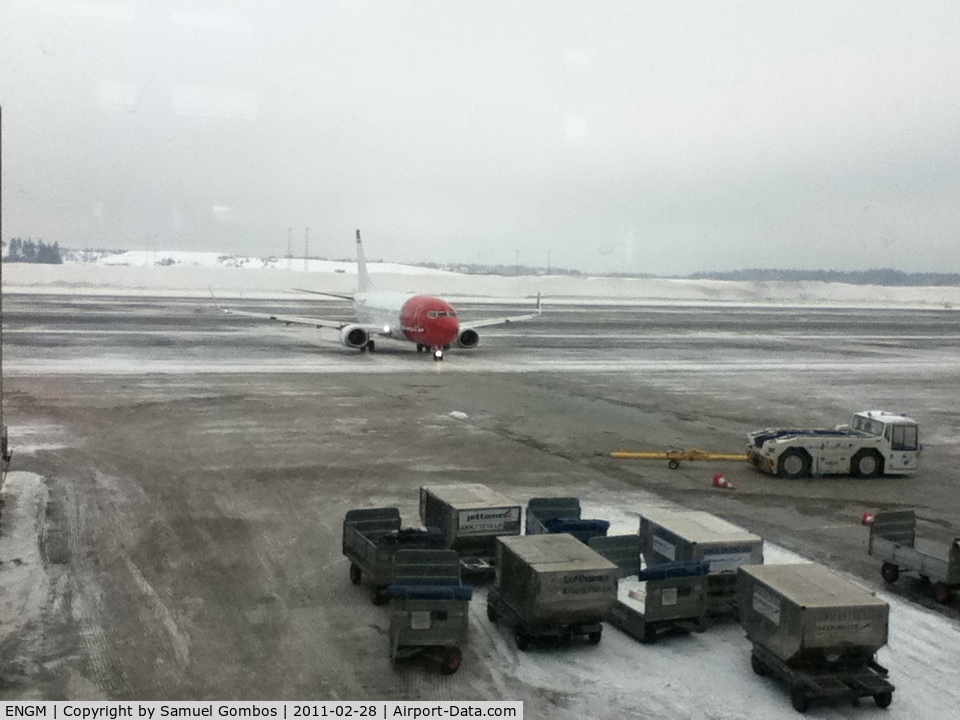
<box><xmin>588</xmin><ymin>534</ymin><xmax>642</xmax><ymax>578</ymax></box>
<box><xmin>388</xmin><ymin>549</ymin><xmax>473</xmax><ymax>675</ymax></box>
<box><xmin>419</xmin><ymin>484</ymin><xmax>522</xmax><ymax>575</ymax></box>
<box><xmin>342</xmin><ymin>507</ymin><xmax>443</xmax><ymax>604</ymax></box>
<box><xmin>526</xmin><ymin>497</ymin><xmax>610</xmax><ymax>544</ymax></box>
<box><xmin>608</xmin><ymin>560</ymin><xmax>709</xmax><ymax>644</ymax></box>
<box><xmin>487</xmin><ymin>533</ymin><xmax>618</xmax><ymax>649</ymax></box>
<box><xmin>640</xmin><ymin>508</ymin><xmax>763</xmax><ymax>617</ymax></box>
<box><xmin>738</xmin><ymin>563</ymin><xmax>893</xmax><ymax>712</ymax></box>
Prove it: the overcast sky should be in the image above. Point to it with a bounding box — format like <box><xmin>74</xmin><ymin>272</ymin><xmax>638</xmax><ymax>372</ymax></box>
<box><xmin>2</xmin><ymin>1</ymin><xmax>960</xmax><ymax>275</ymax></box>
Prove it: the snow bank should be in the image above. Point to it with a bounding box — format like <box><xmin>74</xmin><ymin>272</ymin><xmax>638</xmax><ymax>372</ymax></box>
<box><xmin>5</xmin><ymin>254</ymin><xmax>960</xmax><ymax>309</ymax></box>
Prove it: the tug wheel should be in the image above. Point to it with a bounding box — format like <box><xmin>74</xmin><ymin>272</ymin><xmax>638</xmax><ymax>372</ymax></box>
<box><xmin>778</xmin><ymin>449</ymin><xmax>811</xmax><ymax>479</ymax></box>
<box><xmin>851</xmin><ymin>449</ymin><xmax>884</xmax><ymax>478</ymax></box>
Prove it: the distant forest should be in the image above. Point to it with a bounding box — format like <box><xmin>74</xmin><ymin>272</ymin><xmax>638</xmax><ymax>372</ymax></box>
<box><xmin>4</xmin><ymin>237</ymin><xmax>63</xmax><ymax>264</ymax></box>
<box><xmin>685</xmin><ymin>268</ymin><xmax>960</xmax><ymax>287</ymax></box>
<box><xmin>422</xmin><ymin>262</ymin><xmax>960</xmax><ymax>286</ymax></box>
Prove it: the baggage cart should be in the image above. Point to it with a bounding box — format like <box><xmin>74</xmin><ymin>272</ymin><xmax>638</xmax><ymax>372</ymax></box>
<box><xmin>641</xmin><ymin>508</ymin><xmax>763</xmax><ymax>618</ymax></box>
<box><xmin>486</xmin><ymin>534</ymin><xmax>619</xmax><ymax>650</ymax></box>
<box><xmin>526</xmin><ymin>497</ymin><xmax>610</xmax><ymax>544</ymax></box>
<box><xmin>868</xmin><ymin>509</ymin><xmax>960</xmax><ymax>604</ymax></box>
<box><xmin>589</xmin><ymin>534</ymin><xmax>708</xmax><ymax>643</ymax></box>
<box><xmin>388</xmin><ymin>549</ymin><xmax>473</xmax><ymax>674</ymax></box>
<box><xmin>607</xmin><ymin>560</ymin><xmax>709</xmax><ymax>644</ymax></box>
<box><xmin>738</xmin><ymin>563</ymin><xmax>894</xmax><ymax>713</ymax></box>
<box><xmin>342</xmin><ymin>507</ymin><xmax>443</xmax><ymax>605</ymax></box>
<box><xmin>588</xmin><ymin>534</ymin><xmax>643</xmax><ymax>578</ymax></box>
<box><xmin>419</xmin><ymin>484</ymin><xmax>522</xmax><ymax>577</ymax></box>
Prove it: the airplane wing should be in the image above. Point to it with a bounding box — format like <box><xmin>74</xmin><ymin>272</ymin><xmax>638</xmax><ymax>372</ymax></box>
<box><xmin>218</xmin><ymin>306</ymin><xmax>349</xmax><ymax>330</ymax></box>
<box><xmin>292</xmin><ymin>287</ymin><xmax>354</xmax><ymax>301</ymax></box>
<box><xmin>461</xmin><ymin>294</ymin><xmax>542</xmax><ymax>329</ymax></box>
<box><xmin>211</xmin><ymin>287</ymin><xmax>355</xmax><ymax>331</ymax></box>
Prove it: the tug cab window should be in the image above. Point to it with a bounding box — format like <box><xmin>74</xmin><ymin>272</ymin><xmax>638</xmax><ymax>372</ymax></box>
<box><xmin>888</xmin><ymin>425</ymin><xmax>919</xmax><ymax>451</ymax></box>
<box><xmin>852</xmin><ymin>416</ymin><xmax>884</xmax><ymax>436</ymax></box>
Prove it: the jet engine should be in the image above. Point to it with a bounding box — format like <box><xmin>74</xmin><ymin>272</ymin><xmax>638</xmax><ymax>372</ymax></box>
<box><xmin>340</xmin><ymin>324</ymin><xmax>370</xmax><ymax>349</ymax></box>
<box><xmin>456</xmin><ymin>327</ymin><xmax>480</xmax><ymax>349</ymax></box>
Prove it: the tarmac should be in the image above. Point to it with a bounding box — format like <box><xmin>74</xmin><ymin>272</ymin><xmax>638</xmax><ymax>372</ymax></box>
<box><xmin>0</xmin><ymin>291</ymin><xmax>958</xmax><ymax>715</ymax></box>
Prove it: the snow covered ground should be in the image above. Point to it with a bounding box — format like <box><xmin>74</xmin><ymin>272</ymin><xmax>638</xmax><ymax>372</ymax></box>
<box><xmin>7</xmin><ymin>252</ymin><xmax>960</xmax><ymax>309</ymax></box>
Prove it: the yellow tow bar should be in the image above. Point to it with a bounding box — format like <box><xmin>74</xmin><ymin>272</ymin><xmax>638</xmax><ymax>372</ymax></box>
<box><xmin>611</xmin><ymin>448</ymin><xmax>749</xmax><ymax>470</ymax></box>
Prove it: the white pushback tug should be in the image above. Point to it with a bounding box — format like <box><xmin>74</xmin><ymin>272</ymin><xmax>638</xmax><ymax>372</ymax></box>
<box><xmin>746</xmin><ymin>410</ymin><xmax>920</xmax><ymax>478</ymax></box>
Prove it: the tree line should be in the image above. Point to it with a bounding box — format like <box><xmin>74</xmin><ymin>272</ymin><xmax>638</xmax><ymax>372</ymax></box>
<box><xmin>5</xmin><ymin>237</ymin><xmax>63</xmax><ymax>264</ymax></box>
<box><xmin>686</xmin><ymin>268</ymin><xmax>960</xmax><ymax>287</ymax></box>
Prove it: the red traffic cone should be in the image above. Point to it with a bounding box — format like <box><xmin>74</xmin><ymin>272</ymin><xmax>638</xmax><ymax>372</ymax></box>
<box><xmin>861</xmin><ymin>512</ymin><xmax>876</xmax><ymax>526</ymax></box>
<box><xmin>713</xmin><ymin>473</ymin><xmax>736</xmax><ymax>490</ymax></box>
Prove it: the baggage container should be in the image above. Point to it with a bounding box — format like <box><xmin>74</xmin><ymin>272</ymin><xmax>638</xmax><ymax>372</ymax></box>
<box><xmin>588</xmin><ymin>534</ymin><xmax>642</xmax><ymax>577</ymax></box>
<box><xmin>419</xmin><ymin>484</ymin><xmax>522</xmax><ymax>576</ymax></box>
<box><xmin>342</xmin><ymin>507</ymin><xmax>443</xmax><ymax>604</ymax></box>
<box><xmin>738</xmin><ymin>563</ymin><xmax>894</xmax><ymax>712</ymax></box>
<box><xmin>607</xmin><ymin>560</ymin><xmax>709</xmax><ymax>644</ymax></box>
<box><xmin>486</xmin><ymin>533</ymin><xmax>618</xmax><ymax>649</ymax></box>
<box><xmin>868</xmin><ymin>509</ymin><xmax>960</xmax><ymax>604</ymax></box>
<box><xmin>640</xmin><ymin>509</ymin><xmax>763</xmax><ymax>617</ymax></box>
<box><xmin>388</xmin><ymin>549</ymin><xmax>473</xmax><ymax>675</ymax></box>
<box><xmin>526</xmin><ymin>497</ymin><xmax>610</xmax><ymax>544</ymax></box>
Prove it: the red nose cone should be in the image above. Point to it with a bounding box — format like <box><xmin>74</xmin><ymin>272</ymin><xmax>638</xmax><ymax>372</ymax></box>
<box><xmin>400</xmin><ymin>295</ymin><xmax>460</xmax><ymax>348</ymax></box>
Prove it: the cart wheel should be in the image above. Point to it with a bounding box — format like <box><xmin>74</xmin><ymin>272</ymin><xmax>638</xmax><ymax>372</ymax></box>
<box><xmin>933</xmin><ymin>583</ymin><xmax>951</xmax><ymax>604</ymax></box>
<box><xmin>587</xmin><ymin>630</ymin><xmax>602</xmax><ymax>645</ymax></box>
<box><xmin>668</xmin><ymin>459</ymin><xmax>680</xmax><ymax>470</ymax></box>
<box><xmin>639</xmin><ymin>624</ymin><xmax>657</xmax><ymax>645</ymax></box>
<box><xmin>486</xmin><ymin>602</ymin><xmax>499</xmax><ymax>623</ymax></box>
<box><xmin>371</xmin><ymin>586</ymin><xmax>389</xmax><ymax>606</ymax></box>
<box><xmin>514</xmin><ymin>627</ymin><xmax>531</xmax><ymax>651</ymax></box>
<box><xmin>440</xmin><ymin>646</ymin><xmax>462</xmax><ymax>675</ymax></box>
<box><xmin>750</xmin><ymin>653</ymin><xmax>767</xmax><ymax>677</ymax></box>
<box><xmin>790</xmin><ymin>685</ymin><xmax>810</xmax><ymax>713</ymax></box>
<box><xmin>873</xmin><ymin>691</ymin><xmax>893</xmax><ymax>709</ymax></box>
<box><xmin>880</xmin><ymin>562</ymin><xmax>899</xmax><ymax>584</ymax></box>
<box><xmin>349</xmin><ymin>563</ymin><xmax>362</xmax><ymax>585</ymax></box>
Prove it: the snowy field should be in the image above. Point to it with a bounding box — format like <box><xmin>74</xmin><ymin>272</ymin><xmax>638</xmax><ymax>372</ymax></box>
<box><xmin>8</xmin><ymin>252</ymin><xmax>960</xmax><ymax>310</ymax></box>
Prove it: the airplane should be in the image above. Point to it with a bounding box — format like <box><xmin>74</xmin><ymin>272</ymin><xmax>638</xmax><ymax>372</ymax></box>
<box><xmin>218</xmin><ymin>230</ymin><xmax>541</xmax><ymax>361</ymax></box>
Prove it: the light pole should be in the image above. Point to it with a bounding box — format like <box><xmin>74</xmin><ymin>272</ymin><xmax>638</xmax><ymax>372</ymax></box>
<box><xmin>0</xmin><ymin>102</ymin><xmax>11</xmax><ymax>475</ymax></box>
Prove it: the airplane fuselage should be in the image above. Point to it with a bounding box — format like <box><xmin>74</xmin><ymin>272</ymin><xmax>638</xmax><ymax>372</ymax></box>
<box><xmin>354</xmin><ymin>290</ymin><xmax>460</xmax><ymax>350</ymax></box>
<box><xmin>219</xmin><ymin>229</ymin><xmax>537</xmax><ymax>360</ymax></box>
